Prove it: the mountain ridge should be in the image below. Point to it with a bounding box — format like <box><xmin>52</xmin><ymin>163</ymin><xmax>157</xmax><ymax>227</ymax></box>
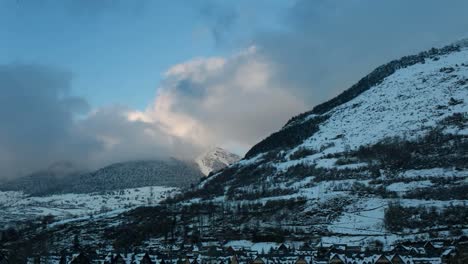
<box><xmin>245</xmin><ymin>42</ymin><xmax>465</xmax><ymax>159</ymax></box>
<box><xmin>0</xmin><ymin>148</ymin><xmax>240</xmax><ymax>195</ymax></box>
<box><xmin>2</xmin><ymin>41</ymin><xmax>467</xmax><ymax>253</ymax></box>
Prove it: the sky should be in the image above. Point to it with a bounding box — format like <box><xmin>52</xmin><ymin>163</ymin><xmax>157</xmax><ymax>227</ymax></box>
<box><xmin>1</xmin><ymin>0</ymin><xmax>468</xmax><ymax>179</ymax></box>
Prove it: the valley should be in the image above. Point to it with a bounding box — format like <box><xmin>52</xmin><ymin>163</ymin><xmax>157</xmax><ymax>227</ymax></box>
<box><xmin>0</xmin><ymin>186</ymin><xmax>177</xmax><ymax>228</ymax></box>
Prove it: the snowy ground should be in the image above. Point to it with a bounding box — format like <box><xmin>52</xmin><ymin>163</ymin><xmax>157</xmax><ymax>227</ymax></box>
<box><xmin>323</xmin><ymin>197</ymin><xmax>468</xmax><ymax>247</ymax></box>
<box><xmin>0</xmin><ymin>186</ymin><xmax>177</xmax><ymax>227</ymax></box>
<box><xmin>224</xmin><ymin>240</ymin><xmax>281</xmax><ymax>253</ymax></box>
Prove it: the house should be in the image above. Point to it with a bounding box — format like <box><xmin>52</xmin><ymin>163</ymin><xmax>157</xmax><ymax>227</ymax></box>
<box><xmin>441</xmin><ymin>247</ymin><xmax>456</xmax><ymax>264</ymax></box>
<box><xmin>226</xmin><ymin>246</ymin><xmax>237</xmax><ymax>255</ymax></box>
<box><xmin>252</xmin><ymin>257</ymin><xmax>265</xmax><ymax>264</ymax></box>
<box><xmin>70</xmin><ymin>253</ymin><xmax>91</xmax><ymax>264</ymax></box>
<box><xmin>329</xmin><ymin>254</ymin><xmax>345</xmax><ymax>264</ymax></box>
<box><xmin>390</xmin><ymin>254</ymin><xmax>405</xmax><ymax>264</ymax></box>
<box><xmin>230</xmin><ymin>255</ymin><xmax>239</xmax><ymax>264</ymax></box>
<box><xmin>59</xmin><ymin>254</ymin><xmax>68</xmax><ymax>264</ymax></box>
<box><xmin>182</xmin><ymin>257</ymin><xmax>191</xmax><ymax>264</ymax></box>
<box><xmin>423</xmin><ymin>242</ymin><xmax>439</xmax><ymax>256</ymax></box>
<box><xmin>277</xmin><ymin>244</ymin><xmax>289</xmax><ymax>255</ymax></box>
<box><xmin>374</xmin><ymin>255</ymin><xmax>391</xmax><ymax>264</ymax></box>
<box><xmin>295</xmin><ymin>256</ymin><xmax>307</xmax><ymax>264</ymax></box>
<box><xmin>425</xmin><ymin>241</ymin><xmax>445</xmax><ymax>257</ymax></box>
<box><xmin>392</xmin><ymin>245</ymin><xmax>409</xmax><ymax>255</ymax></box>
<box><xmin>299</xmin><ymin>243</ymin><xmax>313</xmax><ymax>253</ymax></box>
<box><xmin>140</xmin><ymin>253</ymin><xmax>154</xmax><ymax>264</ymax></box>
<box><xmin>111</xmin><ymin>254</ymin><xmax>126</xmax><ymax>264</ymax></box>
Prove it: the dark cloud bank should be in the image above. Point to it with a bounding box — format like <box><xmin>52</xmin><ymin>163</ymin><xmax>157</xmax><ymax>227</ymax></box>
<box><xmin>255</xmin><ymin>0</ymin><xmax>468</xmax><ymax>104</ymax></box>
<box><xmin>0</xmin><ymin>64</ymin><xmax>97</xmax><ymax>178</ymax></box>
<box><xmin>0</xmin><ymin>64</ymin><xmax>198</xmax><ymax>180</ymax></box>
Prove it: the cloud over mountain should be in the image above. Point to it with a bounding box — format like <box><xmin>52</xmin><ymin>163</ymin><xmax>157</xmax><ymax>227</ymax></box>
<box><xmin>0</xmin><ymin>64</ymin><xmax>200</xmax><ymax>179</ymax></box>
<box><xmin>132</xmin><ymin>47</ymin><xmax>307</xmax><ymax>154</ymax></box>
<box><xmin>2</xmin><ymin>0</ymin><xmax>468</xmax><ymax>179</ymax></box>
<box><xmin>0</xmin><ymin>64</ymin><xmax>99</xmax><ymax>178</ymax></box>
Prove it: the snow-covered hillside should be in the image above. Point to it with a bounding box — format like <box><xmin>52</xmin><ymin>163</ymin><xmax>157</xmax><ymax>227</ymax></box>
<box><xmin>70</xmin><ymin>159</ymin><xmax>203</xmax><ymax>193</ymax></box>
<box><xmin>0</xmin><ymin>158</ymin><xmax>202</xmax><ymax>195</ymax></box>
<box><xmin>279</xmin><ymin>47</ymin><xmax>468</xmax><ymax>169</ymax></box>
<box><xmin>0</xmin><ymin>186</ymin><xmax>177</xmax><ymax>228</ymax></box>
<box><xmin>196</xmin><ymin>147</ymin><xmax>241</xmax><ymax>176</ymax></box>
<box><xmin>181</xmin><ymin>42</ymin><xmax>468</xmax><ymax>245</ymax></box>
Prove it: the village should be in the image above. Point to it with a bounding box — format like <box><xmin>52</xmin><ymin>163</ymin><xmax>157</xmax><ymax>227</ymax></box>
<box><xmin>2</xmin><ymin>237</ymin><xmax>466</xmax><ymax>264</ymax></box>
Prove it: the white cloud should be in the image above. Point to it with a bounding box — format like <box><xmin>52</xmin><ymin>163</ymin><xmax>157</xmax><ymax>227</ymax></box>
<box><xmin>77</xmin><ymin>105</ymin><xmax>201</xmax><ymax>169</ymax></box>
<box><xmin>134</xmin><ymin>47</ymin><xmax>307</xmax><ymax>155</ymax></box>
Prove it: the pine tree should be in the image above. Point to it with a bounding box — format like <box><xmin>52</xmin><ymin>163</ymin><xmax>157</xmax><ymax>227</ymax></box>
<box><xmin>73</xmin><ymin>234</ymin><xmax>81</xmax><ymax>251</ymax></box>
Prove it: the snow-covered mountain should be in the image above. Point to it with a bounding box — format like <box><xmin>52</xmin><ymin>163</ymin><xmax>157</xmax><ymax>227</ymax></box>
<box><xmin>176</xmin><ymin>41</ymin><xmax>468</xmax><ymax>244</ymax></box>
<box><xmin>1</xmin><ymin>148</ymin><xmax>238</xmax><ymax>195</ymax></box>
<box><xmin>0</xmin><ymin>158</ymin><xmax>197</xmax><ymax>227</ymax></box>
<box><xmin>0</xmin><ymin>151</ymin><xmax>236</xmax><ymax>228</ymax></box>
<box><xmin>68</xmin><ymin>158</ymin><xmax>203</xmax><ymax>193</ymax></box>
<box><xmin>0</xmin><ymin>152</ymin><xmax>234</xmax><ymax>226</ymax></box>
<box><xmin>196</xmin><ymin>147</ymin><xmax>241</xmax><ymax>176</ymax></box>
<box><xmin>0</xmin><ymin>158</ymin><xmax>204</xmax><ymax>195</ymax></box>
<box><xmin>4</xmin><ymin>41</ymin><xmax>467</xmax><ymax>254</ymax></box>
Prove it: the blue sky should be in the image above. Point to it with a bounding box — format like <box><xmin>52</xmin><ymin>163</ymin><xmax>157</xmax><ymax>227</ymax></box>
<box><xmin>0</xmin><ymin>0</ymin><xmax>290</xmax><ymax>110</ymax></box>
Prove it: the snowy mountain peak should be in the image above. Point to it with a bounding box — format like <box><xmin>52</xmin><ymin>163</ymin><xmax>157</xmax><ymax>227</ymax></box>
<box><xmin>196</xmin><ymin>147</ymin><xmax>241</xmax><ymax>176</ymax></box>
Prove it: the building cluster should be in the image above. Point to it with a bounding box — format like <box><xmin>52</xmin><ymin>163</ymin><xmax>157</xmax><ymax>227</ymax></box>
<box><xmin>1</xmin><ymin>238</ymin><xmax>466</xmax><ymax>264</ymax></box>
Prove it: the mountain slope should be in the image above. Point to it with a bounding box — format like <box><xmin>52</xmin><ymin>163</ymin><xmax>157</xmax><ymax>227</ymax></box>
<box><xmin>246</xmin><ymin>44</ymin><xmax>461</xmax><ymax>159</ymax></box>
<box><xmin>175</xmin><ymin>41</ymin><xmax>468</xmax><ymax>243</ymax></box>
<box><xmin>1</xmin><ymin>148</ymin><xmax>239</xmax><ymax>195</ymax></box>
<box><xmin>0</xmin><ymin>158</ymin><xmax>203</xmax><ymax>195</ymax></box>
<box><xmin>0</xmin><ymin>161</ymin><xmax>85</xmax><ymax>195</ymax></box>
<box><xmin>6</xmin><ymin>41</ymin><xmax>468</xmax><ymax>253</ymax></box>
<box><xmin>196</xmin><ymin>147</ymin><xmax>241</xmax><ymax>176</ymax></box>
<box><xmin>67</xmin><ymin>158</ymin><xmax>203</xmax><ymax>193</ymax></box>
<box><xmin>200</xmin><ymin>42</ymin><xmax>467</xmax><ymax>195</ymax></box>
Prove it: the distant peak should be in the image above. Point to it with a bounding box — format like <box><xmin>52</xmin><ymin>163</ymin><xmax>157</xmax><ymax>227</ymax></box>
<box><xmin>196</xmin><ymin>147</ymin><xmax>241</xmax><ymax>176</ymax></box>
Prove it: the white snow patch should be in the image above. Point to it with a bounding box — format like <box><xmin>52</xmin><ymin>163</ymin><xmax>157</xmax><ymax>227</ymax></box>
<box><xmin>0</xmin><ymin>186</ymin><xmax>177</xmax><ymax>226</ymax></box>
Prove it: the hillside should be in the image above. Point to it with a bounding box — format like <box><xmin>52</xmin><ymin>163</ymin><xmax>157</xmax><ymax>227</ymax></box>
<box><xmin>0</xmin><ymin>161</ymin><xmax>85</xmax><ymax>196</ymax></box>
<box><xmin>0</xmin><ymin>150</ymin><xmax>238</xmax><ymax>229</ymax></box>
<box><xmin>3</xmin><ymin>41</ymin><xmax>467</xmax><ymax>254</ymax></box>
<box><xmin>0</xmin><ymin>159</ymin><xmax>201</xmax><ymax>195</ymax></box>
<box><xmin>0</xmin><ymin>186</ymin><xmax>176</xmax><ymax>228</ymax></box>
<box><xmin>0</xmin><ymin>149</ymin><xmax>239</xmax><ymax>195</ymax></box>
<box><xmin>66</xmin><ymin>158</ymin><xmax>203</xmax><ymax>193</ymax></box>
